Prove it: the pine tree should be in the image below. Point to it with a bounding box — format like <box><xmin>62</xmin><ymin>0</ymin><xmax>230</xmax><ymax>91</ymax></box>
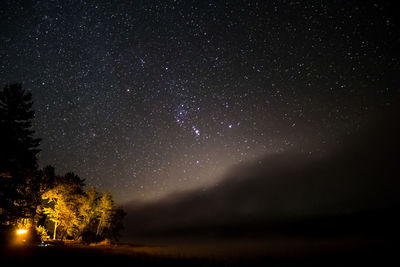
<box><xmin>0</xmin><ymin>84</ymin><xmax>41</xmax><ymax>224</ymax></box>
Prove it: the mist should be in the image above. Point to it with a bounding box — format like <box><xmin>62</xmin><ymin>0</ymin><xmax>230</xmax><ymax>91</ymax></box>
<box><xmin>122</xmin><ymin>107</ymin><xmax>400</xmax><ymax>244</ymax></box>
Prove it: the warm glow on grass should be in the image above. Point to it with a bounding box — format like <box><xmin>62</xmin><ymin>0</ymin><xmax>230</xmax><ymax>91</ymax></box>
<box><xmin>16</xmin><ymin>229</ymin><xmax>28</xmax><ymax>235</ymax></box>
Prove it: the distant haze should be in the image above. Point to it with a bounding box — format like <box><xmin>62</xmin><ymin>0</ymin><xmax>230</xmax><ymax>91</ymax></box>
<box><xmin>122</xmin><ymin>106</ymin><xmax>400</xmax><ymax>244</ymax></box>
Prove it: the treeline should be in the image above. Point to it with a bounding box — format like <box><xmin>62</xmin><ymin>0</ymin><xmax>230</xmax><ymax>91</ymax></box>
<box><xmin>38</xmin><ymin>168</ymin><xmax>125</xmax><ymax>241</ymax></box>
<box><xmin>0</xmin><ymin>84</ymin><xmax>125</xmax><ymax>242</ymax></box>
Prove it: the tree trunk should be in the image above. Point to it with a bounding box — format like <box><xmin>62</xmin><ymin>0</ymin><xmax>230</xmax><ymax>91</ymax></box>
<box><xmin>96</xmin><ymin>215</ymin><xmax>103</xmax><ymax>237</ymax></box>
<box><xmin>53</xmin><ymin>221</ymin><xmax>58</xmax><ymax>240</ymax></box>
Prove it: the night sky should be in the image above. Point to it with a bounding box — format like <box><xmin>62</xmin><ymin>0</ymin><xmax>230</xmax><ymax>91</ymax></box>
<box><xmin>0</xmin><ymin>0</ymin><xmax>398</xmax><ymax>203</ymax></box>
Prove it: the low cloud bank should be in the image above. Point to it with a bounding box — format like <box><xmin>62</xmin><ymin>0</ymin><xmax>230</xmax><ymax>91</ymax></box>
<box><xmin>123</xmin><ymin>108</ymin><xmax>400</xmax><ymax>243</ymax></box>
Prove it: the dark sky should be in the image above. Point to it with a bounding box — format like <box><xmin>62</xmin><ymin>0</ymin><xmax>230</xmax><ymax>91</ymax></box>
<box><xmin>0</xmin><ymin>0</ymin><xmax>398</xmax><ymax>203</ymax></box>
<box><xmin>123</xmin><ymin>109</ymin><xmax>400</xmax><ymax>243</ymax></box>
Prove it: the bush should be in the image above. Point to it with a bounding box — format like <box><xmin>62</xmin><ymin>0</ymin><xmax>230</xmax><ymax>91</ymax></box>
<box><xmin>36</xmin><ymin>225</ymin><xmax>49</xmax><ymax>241</ymax></box>
<box><xmin>81</xmin><ymin>229</ymin><xmax>101</xmax><ymax>244</ymax></box>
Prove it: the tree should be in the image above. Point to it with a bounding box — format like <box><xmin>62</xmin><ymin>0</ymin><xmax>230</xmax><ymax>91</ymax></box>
<box><xmin>38</xmin><ymin>165</ymin><xmax>57</xmax><ymax>193</ymax></box>
<box><xmin>95</xmin><ymin>192</ymin><xmax>125</xmax><ymax>241</ymax></box>
<box><xmin>40</xmin><ymin>170</ymin><xmax>126</xmax><ymax>242</ymax></box>
<box><xmin>42</xmin><ymin>188</ymin><xmax>61</xmax><ymax>240</ymax></box>
<box><xmin>78</xmin><ymin>187</ymin><xmax>100</xmax><ymax>238</ymax></box>
<box><xmin>42</xmin><ymin>184</ymin><xmax>79</xmax><ymax>240</ymax></box>
<box><xmin>62</xmin><ymin>172</ymin><xmax>85</xmax><ymax>195</ymax></box>
<box><xmin>103</xmin><ymin>205</ymin><xmax>126</xmax><ymax>241</ymax></box>
<box><xmin>0</xmin><ymin>84</ymin><xmax>41</xmax><ymax>225</ymax></box>
<box><xmin>96</xmin><ymin>193</ymin><xmax>114</xmax><ymax>237</ymax></box>
<box><xmin>41</xmin><ymin>173</ymin><xmax>85</xmax><ymax>240</ymax></box>
<box><xmin>0</xmin><ymin>84</ymin><xmax>125</xmax><ymax>242</ymax></box>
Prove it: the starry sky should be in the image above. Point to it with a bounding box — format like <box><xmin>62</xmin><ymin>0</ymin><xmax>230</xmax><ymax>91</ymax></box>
<box><xmin>0</xmin><ymin>0</ymin><xmax>398</xmax><ymax>203</ymax></box>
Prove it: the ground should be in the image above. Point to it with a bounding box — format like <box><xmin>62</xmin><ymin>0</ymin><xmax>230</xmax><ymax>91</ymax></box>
<box><xmin>0</xmin><ymin>237</ymin><xmax>397</xmax><ymax>266</ymax></box>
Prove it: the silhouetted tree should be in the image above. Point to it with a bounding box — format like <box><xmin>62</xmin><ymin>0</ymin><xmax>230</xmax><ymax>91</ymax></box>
<box><xmin>38</xmin><ymin>165</ymin><xmax>57</xmax><ymax>192</ymax></box>
<box><xmin>103</xmin><ymin>205</ymin><xmax>126</xmax><ymax>241</ymax></box>
<box><xmin>0</xmin><ymin>84</ymin><xmax>41</xmax><ymax>225</ymax></box>
<box><xmin>62</xmin><ymin>172</ymin><xmax>86</xmax><ymax>195</ymax></box>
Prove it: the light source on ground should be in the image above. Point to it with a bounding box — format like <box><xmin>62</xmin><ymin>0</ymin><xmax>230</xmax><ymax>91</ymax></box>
<box><xmin>16</xmin><ymin>229</ymin><xmax>28</xmax><ymax>235</ymax></box>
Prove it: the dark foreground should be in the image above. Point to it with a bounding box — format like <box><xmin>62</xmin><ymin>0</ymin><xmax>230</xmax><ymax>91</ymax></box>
<box><xmin>0</xmin><ymin>237</ymin><xmax>398</xmax><ymax>267</ymax></box>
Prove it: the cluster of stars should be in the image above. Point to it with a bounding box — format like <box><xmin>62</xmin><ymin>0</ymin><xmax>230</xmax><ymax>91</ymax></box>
<box><xmin>0</xmin><ymin>0</ymin><xmax>398</xmax><ymax>202</ymax></box>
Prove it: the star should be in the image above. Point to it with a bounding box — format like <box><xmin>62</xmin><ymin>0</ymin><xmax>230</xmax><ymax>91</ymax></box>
<box><xmin>0</xmin><ymin>0</ymin><xmax>396</xmax><ymax>204</ymax></box>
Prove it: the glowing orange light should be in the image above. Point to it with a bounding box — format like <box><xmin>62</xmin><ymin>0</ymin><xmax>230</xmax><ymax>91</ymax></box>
<box><xmin>16</xmin><ymin>229</ymin><xmax>28</xmax><ymax>235</ymax></box>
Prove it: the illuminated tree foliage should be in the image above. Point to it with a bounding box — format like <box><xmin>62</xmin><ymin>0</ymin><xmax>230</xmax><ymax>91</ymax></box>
<box><xmin>96</xmin><ymin>193</ymin><xmax>113</xmax><ymax>237</ymax></box>
<box><xmin>79</xmin><ymin>187</ymin><xmax>100</xmax><ymax>234</ymax></box>
<box><xmin>0</xmin><ymin>84</ymin><xmax>125</xmax><ymax>242</ymax></box>
<box><xmin>42</xmin><ymin>175</ymin><xmax>84</xmax><ymax>240</ymax></box>
<box><xmin>41</xmin><ymin>175</ymin><xmax>124</xmax><ymax>241</ymax></box>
